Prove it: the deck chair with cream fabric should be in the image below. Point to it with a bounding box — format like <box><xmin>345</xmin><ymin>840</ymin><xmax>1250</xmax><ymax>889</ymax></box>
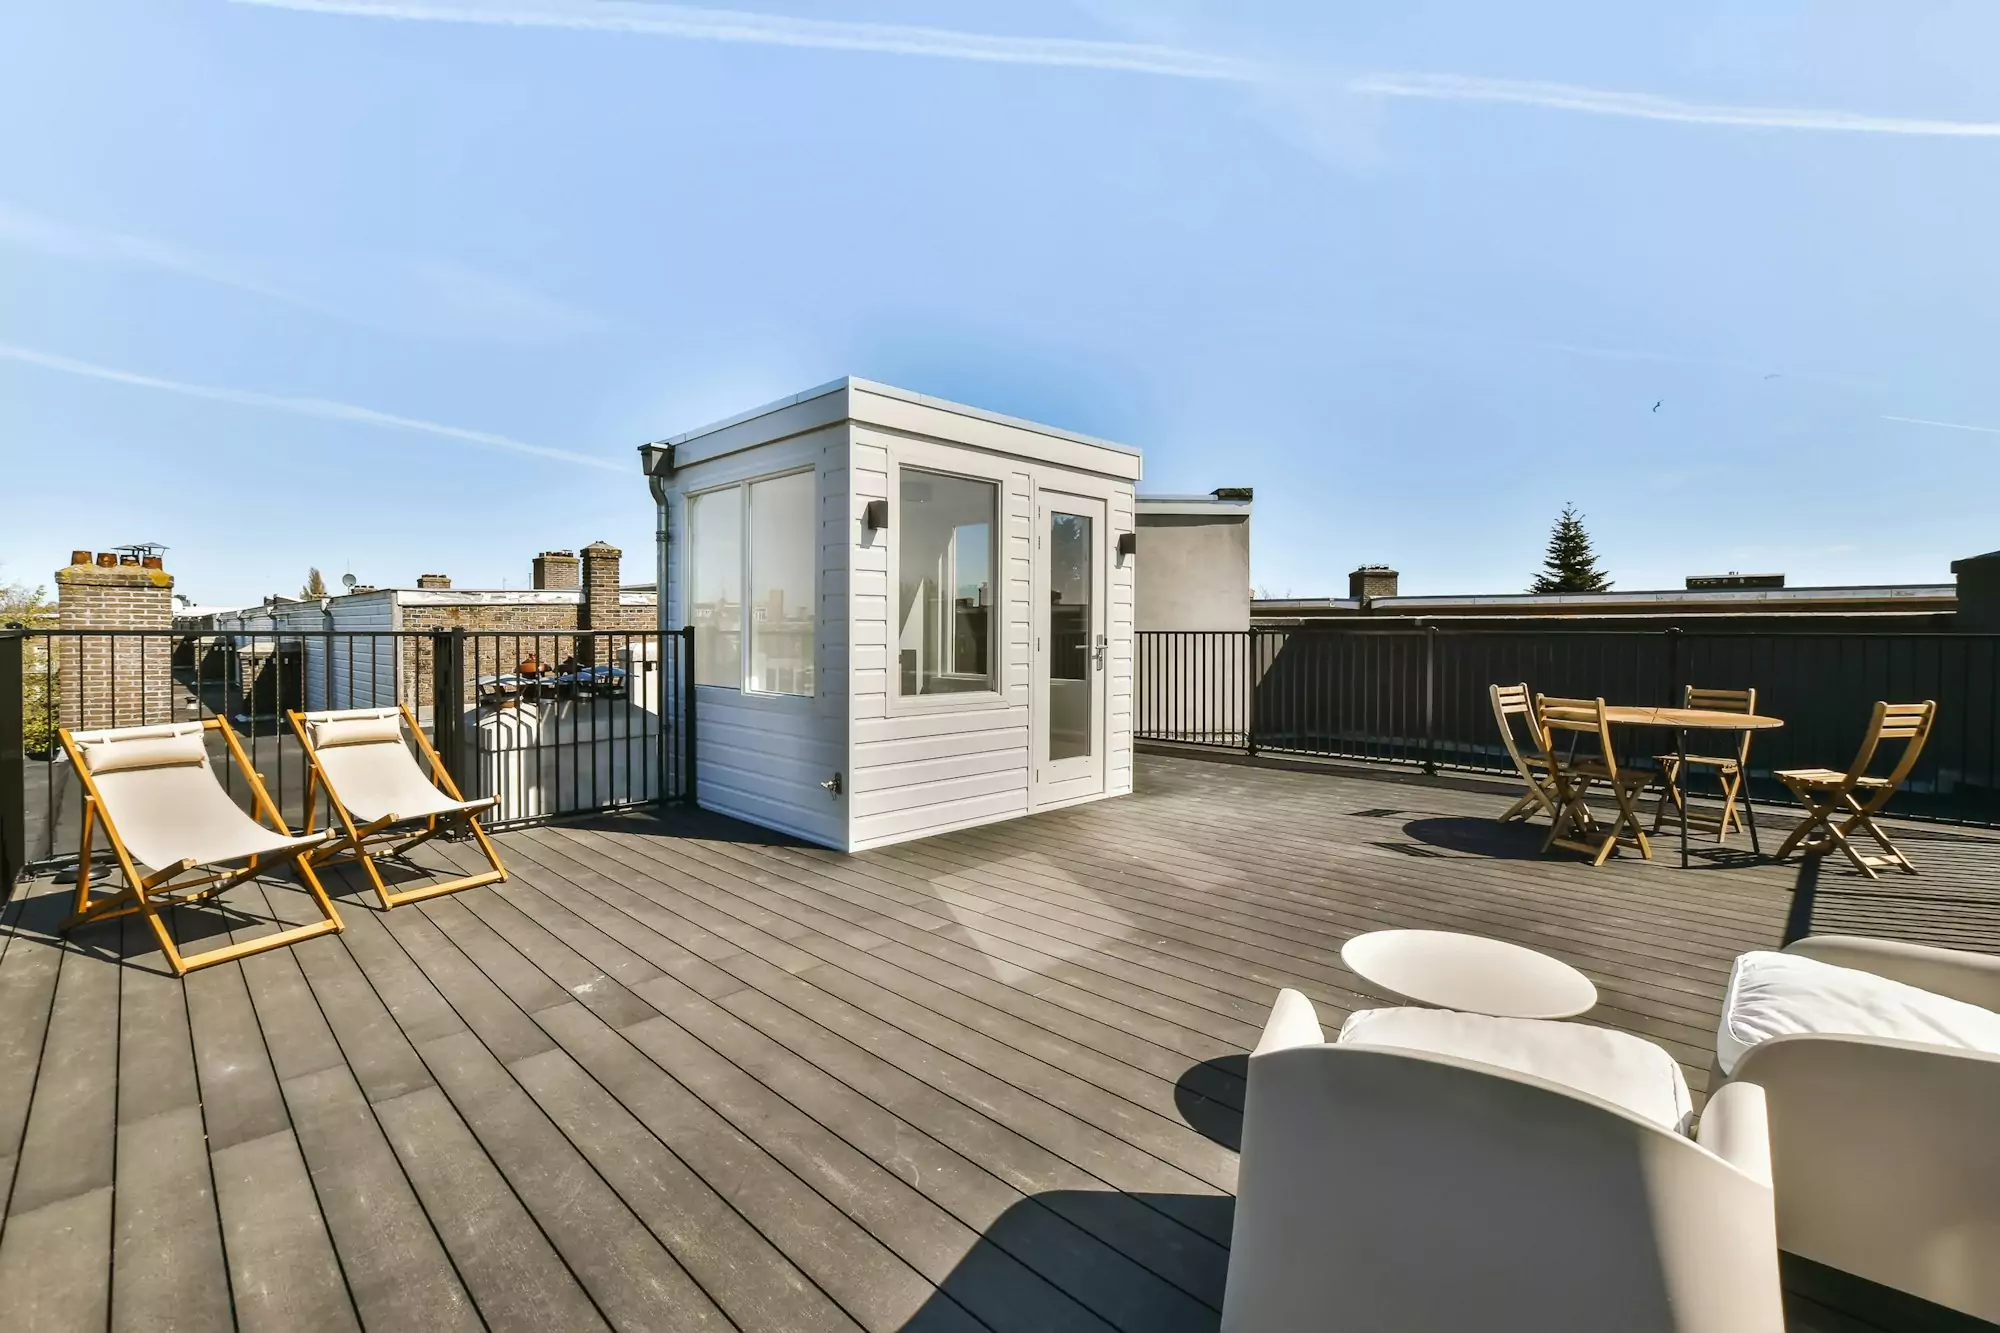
<box><xmin>289</xmin><ymin>705</ymin><xmax>506</xmax><ymax>909</ymax></box>
<box><xmin>59</xmin><ymin>718</ymin><xmax>343</xmax><ymax>976</ymax></box>
<box><xmin>1489</xmin><ymin>683</ymin><xmax>1558</xmax><ymax>823</ymax></box>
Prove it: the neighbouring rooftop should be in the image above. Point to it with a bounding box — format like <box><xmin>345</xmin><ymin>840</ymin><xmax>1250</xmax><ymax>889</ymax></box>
<box><xmin>1</xmin><ymin>753</ymin><xmax>1995</xmax><ymax>1331</ymax></box>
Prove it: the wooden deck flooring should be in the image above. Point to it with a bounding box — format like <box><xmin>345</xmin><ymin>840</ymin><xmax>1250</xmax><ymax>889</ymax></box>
<box><xmin>0</xmin><ymin>752</ymin><xmax>1994</xmax><ymax>1332</ymax></box>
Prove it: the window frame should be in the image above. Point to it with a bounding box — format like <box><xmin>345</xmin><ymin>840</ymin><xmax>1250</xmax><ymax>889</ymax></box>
<box><xmin>888</xmin><ymin>456</ymin><xmax>1009</xmax><ymax>715</ymax></box>
<box><xmin>685</xmin><ymin>466</ymin><xmax>818</xmax><ymax>700</ymax></box>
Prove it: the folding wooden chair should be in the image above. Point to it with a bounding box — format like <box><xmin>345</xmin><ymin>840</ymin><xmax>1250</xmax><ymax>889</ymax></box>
<box><xmin>1489</xmin><ymin>683</ymin><xmax>1558</xmax><ymax>823</ymax></box>
<box><xmin>1653</xmin><ymin>686</ymin><xmax>1757</xmax><ymax>842</ymax></box>
<box><xmin>1774</xmin><ymin>701</ymin><xmax>1936</xmax><ymax>879</ymax></box>
<box><xmin>1537</xmin><ymin>696</ymin><xmax>1656</xmax><ymax>867</ymax></box>
<box><xmin>59</xmin><ymin>718</ymin><xmax>343</xmax><ymax>975</ymax></box>
<box><xmin>288</xmin><ymin>705</ymin><xmax>507</xmax><ymax>909</ymax></box>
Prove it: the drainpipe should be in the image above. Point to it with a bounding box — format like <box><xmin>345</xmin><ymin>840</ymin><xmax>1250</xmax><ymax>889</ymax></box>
<box><xmin>641</xmin><ymin>442</ymin><xmax>675</xmax><ymax>636</ymax></box>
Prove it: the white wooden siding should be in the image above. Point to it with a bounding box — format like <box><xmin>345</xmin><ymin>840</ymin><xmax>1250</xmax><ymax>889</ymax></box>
<box><xmin>667</xmin><ymin>425</ymin><xmax>849</xmax><ymax>849</ymax></box>
<box><xmin>1108</xmin><ymin>488</ymin><xmax>1136</xmax><ymax>797</ymax></box>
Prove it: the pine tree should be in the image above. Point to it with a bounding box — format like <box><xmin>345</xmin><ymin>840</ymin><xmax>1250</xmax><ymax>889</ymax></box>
<box><xmin>301</xmin><ymin>567</ymin><xmax>329</xmax><ymax>599</ymax></box>
<box><xmin>1530</xmin><ymin>504</ymin><xmax>1613</xmax><ymax>594</ymax></box>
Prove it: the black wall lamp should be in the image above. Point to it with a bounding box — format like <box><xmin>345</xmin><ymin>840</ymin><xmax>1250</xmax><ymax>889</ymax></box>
<box><xmin>1116</xmin><ymin>531</ymin><xmax>1137</xmax><ymax>558</ymax></box>
<box><xmin>863</xmin><ymin>499</ymin><xmax>890</xmax><ymax>531</ymax></box>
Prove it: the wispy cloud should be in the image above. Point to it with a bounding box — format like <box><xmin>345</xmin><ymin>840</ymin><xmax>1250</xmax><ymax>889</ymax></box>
<box><xmin>0</xmin><ymin>202</ymin><xmax>603</xmax><ymax>343</ymax></box>
<box><xmin>226</xmin><ymin>0</ymin><xmax>1259</xmax><ymax>79</ymax></box>
<box><xmin>1881</xmin><ymin>414</ymin><xmax>2000</xmax><ymax>437</ymax></box>
<box><xmin>1350</xmin><ymin>73</ymin><xmax>2000</xmax><ymax>138</ymax></box>
<box><xmin>229</xmin><ymin>0</ymin><xmax>2000</xmax><ymax>141</ymax></box>
<box><xmin>0</xmin><ymin>343</ymin><xmax>623</xmax><ymax>471</ymax></box>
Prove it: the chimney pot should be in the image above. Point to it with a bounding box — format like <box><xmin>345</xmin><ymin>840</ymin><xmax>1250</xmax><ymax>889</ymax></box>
<box><xmin>70</xmin><ymin>550</ymin><xmax>91</xmax><ymax>566</ymax></box>
<box><xmin>141</xmin><ymin>555</ymin><xmax>164</xmax><ymax>570</ymax></box>
<box><xmin>96</xmin><ymin>552</ymin><xmax>117</xmax><ymax>567</ymax></box>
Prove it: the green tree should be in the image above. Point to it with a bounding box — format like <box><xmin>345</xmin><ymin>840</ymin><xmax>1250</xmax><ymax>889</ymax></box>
<box><xmin>1530</xmin><ymin>503</ymin><xmax>1613</xmax><ymax>594</ymax></box>
<box><xmin>301</xmin><ymin>567</ymin><xmax>329</xmax><ymax>599</ymax></box>
<box><xmin>2</xmin><ymin>576</ymin><xmax>59</xmax><ymax>754</ymax></box>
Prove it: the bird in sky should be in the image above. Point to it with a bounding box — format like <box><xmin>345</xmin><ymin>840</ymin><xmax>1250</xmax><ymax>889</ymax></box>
<box><xmin>1652</xmin><ymin>400</ymin><xmax>1662</xmax><ymax>412</ymax></box>
<box><xmin>1764</xmin><ymin>372</ymin><xmax>1783</xmax><ymax>380</ymax></box>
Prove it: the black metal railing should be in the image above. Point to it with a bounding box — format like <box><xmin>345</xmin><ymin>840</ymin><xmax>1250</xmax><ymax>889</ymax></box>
<box><xmin>1137</xmin><ymin>627</ymin><xmax>2000</xmax><ymax>827</ymax></box>
<box><xmin>2</xmin><ymin>626</ymin><xmax>695</xmax><ymax>889</ymax></box>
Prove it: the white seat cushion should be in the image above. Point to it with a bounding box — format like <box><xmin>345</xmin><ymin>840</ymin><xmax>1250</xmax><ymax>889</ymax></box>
<box><xmin>1716</xmin><ymin>950</ymin><xmax>2000</xmax><ymax>1076</ymax></box>
<box><xmin>1338</xmin><ymin>1007</ymin><xmax>1694</xmax><ymax>1132</ymax></box>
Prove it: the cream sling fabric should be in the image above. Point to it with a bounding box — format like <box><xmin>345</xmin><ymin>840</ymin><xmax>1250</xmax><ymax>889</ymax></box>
<box><xmin>289</xmin><ymin>705</ymin><xmax>506</xmax><ymax>910</ymax></box>
<box><xmin>60</xmin><ymin>718</ymin><xmax>343</xmax><ymax>976</ymax></box>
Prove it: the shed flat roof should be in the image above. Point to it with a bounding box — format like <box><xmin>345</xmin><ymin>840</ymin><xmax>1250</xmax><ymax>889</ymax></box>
<box><xmin>648</xmin><ymin>376</ymin><xmax>1141</xmax><ymax>458</ymax></box>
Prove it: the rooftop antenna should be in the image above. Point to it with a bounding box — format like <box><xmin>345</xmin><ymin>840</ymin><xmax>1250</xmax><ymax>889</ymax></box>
<box><xmin>341</xmin><ymin>572</ymin><xmax>358</xmax><ymax>590</ymax></box>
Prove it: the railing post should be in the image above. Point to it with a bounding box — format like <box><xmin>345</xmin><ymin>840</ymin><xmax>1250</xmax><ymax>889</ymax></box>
<box><xmin>680</xmin><ymin>624</ymin><xmax>698</xmax><ymax>803</ymax></box>
<box><xmin>1423</xmin><ymin>624</ymin><xmax>1439</xmax><ymax>775</ymax></box>
<box><xmin>1665</xmin><ymin>626</ymin><xmax>1683</xmax><ymax>705</ymax></box>
<box><xmin>1244</xmin><ymin>629</ymin><xmax>1259</xmax><ymax>756</ymax></box>
<box><xmin>1</xmin><ymin>630</ymin><xmax>24</xmax><ymax>897</ymax></box>
<box><xmin>430</xmin><ymin>627</ymin><xmax>466</xmax><ymax>797</ymax></box>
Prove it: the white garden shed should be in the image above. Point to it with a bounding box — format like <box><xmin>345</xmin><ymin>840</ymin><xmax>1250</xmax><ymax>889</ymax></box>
<box><xmin>641</xmin><ymin>378</ymin><xmax>1141</xmax><ymax>851</ymax></box>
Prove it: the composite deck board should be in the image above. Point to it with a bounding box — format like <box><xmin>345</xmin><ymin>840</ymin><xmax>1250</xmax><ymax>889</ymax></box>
<box><xmin>543</xmin><ymin>830</ymin><xmax>1236</xmax><ymax>1211</ymax></box>
<box><xmin>464</xmin><ymin>844</ymin><xmax>1210</xmax><ymax>1331</ymax></box>
<box><xmin>552</xmin><ymin>828</ymin><xmax>1250</xmax><ymax>1141</ymax></box>
<box><xmin>0</xmin><ymin>752</ymin><xmax>1991</xmax><ymax>1331</ymax></box>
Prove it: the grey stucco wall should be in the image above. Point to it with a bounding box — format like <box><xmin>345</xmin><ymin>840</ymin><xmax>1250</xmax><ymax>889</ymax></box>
<box><xmin>1134</xmin><ymin>514</ymin><xmax>1251</xmax><ymax>632</ymax></box>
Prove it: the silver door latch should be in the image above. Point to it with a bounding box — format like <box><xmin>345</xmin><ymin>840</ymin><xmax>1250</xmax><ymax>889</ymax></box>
<box><xmin>821</xmin><ymin>772</ymin><xmax>843</xmax><ymax>798</ymax></box>
<box><xmin>1092</xmin><ymin>634</ymin><xmax>1107</xmax><ymax>669</ymax></box>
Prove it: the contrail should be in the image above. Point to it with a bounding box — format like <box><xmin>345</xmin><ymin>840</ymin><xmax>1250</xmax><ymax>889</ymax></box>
<box><xmin>223</xmin><ymin>0</ymin><xmax>2000</xmax><ymax>140</ymax></box>
<box><xmin>0</xmin><ymin>342</ymin><xmax>624</xmax><ymax>471</ymax></box>
<box><xmin>1352</xmin><ymin>73</ymin><xmax>2000</xmax><ymax>138</ymax></box>
<box><xmin>224</xmin><ymin>0</ymin><xmax>1259</xmax><ymax>80</ymax></box>
<box><xmin>1881</xmin><ymin>414</ymin><xmax>2000</xmax><ymax>436</ymax></box>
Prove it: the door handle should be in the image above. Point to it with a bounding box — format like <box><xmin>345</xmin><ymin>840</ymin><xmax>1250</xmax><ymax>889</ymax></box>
<box><xmin>1092</xmin><ymin>635</ymin><xmax>1107</xmax><ymax>669</ymax></box>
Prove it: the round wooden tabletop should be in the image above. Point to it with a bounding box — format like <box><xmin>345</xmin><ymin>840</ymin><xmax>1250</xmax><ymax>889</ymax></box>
<box><xmin>1602</xmin><ymin>705</ymin><xmax>1785</xmax><ymax>731</ymax></box>
<box><xmin>1340</xmin><ymin>929</ymin><xmax>1599</xmax><ymax>1019</ymax></box>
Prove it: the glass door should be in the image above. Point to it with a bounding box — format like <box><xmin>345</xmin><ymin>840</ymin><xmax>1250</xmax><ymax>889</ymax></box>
<box><xmin>1033</xmin><ymin>491</ymin><xmax>1107</xmax><ymax>806</ymax></box>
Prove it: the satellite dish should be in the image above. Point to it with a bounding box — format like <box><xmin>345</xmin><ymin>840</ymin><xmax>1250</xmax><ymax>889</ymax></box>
<box><xmin>341</xmin><ymin>572</ymin><xmax>358</xmax><ymax>589</ymax></box>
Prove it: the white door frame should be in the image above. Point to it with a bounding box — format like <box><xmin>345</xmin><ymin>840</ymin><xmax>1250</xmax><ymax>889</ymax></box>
<box><xmin>1031</xmin><ymin>488</ymin><xmax>1108</xmax><ymax>809</ymax></box>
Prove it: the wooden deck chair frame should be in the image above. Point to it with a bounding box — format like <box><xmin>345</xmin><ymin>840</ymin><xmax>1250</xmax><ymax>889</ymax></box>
<box><xmin>288</xmin><ymin>704</ymin><xmax>507</xmax><ymax>910</ymax></box>
<box><xmin>59</xmin><ymin>717</ymin><xmax>344</xmax><ymax>976</ymax></box>
<box><xmin>1653</xmin><ymin>686</ymin><xmax>1758</xmax><ymax>842</ymax></box>
<box><xmin>1489</xmin><ymin>683</ymin><xmax>1558</xmax><ymax>823</ymax></box>
<box><xmin>1774</xmin><ymin>701</ymin><xmax>1936</xmax><ymax>880</ymax></box>
<box><xmin>1537</xmin><ymin>695</ymin><xmax>1655</xmax><ymax>867</ymax></box>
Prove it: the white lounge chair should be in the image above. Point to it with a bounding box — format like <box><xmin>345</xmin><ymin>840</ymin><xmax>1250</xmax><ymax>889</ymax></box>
<box><xmin>1224</xmin><ymin>989</ymin><xmax>1784</xmax><ymax>1332</ymax></box>
<box><xmin>1711</xmin><ymin>935</ymin><xmax>2000</xmax><ymax>1321</ymax></box>
<box><xmin>59</xmin><ymin>718</ymin><xmax>343</xmax><ymax>975</ymax></box>
<box><xmin>289</xmin><ymin>705</ymin><xmax>506</xmax><ymax>909</ymax></box>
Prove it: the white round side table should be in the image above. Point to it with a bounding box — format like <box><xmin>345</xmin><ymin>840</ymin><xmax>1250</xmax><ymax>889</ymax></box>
<box><xmin>1339</xmin><ymin>929</ymin><xmax>1598</xmax><ymax>1019</ymax></box>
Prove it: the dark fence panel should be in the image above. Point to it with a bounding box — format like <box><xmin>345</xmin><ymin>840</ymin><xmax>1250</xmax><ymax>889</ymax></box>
<box><xmin>1137</xmin><ymin>627</ymin><xmax>2000</xmax><ymax>827</ymax></box>
<box><xmin>3</xmin><ymin>627</ymin><xmax>693</xmax><ymax>885</ymax></box>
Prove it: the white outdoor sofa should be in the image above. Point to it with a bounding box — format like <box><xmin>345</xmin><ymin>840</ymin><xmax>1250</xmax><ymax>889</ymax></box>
<box><xmin>1711</xmin><ymin>935</ymin><xmax>2000</xmax><ymax>1322</ymax></box>
<box><xmin>1223</xmin><ymin>989</ymin><xmax>1784</xmax><ymax>1332</ymax></box>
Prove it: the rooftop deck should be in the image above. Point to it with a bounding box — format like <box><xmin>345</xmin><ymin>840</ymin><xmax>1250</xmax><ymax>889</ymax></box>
<box><xmin>1</xmin><ymin>752</ymin><xmax>1994</xmax><ymax>1332</ymax></box>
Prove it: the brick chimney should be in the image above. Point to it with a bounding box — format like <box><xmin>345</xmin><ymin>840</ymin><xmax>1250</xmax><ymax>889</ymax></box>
<box><xmin>54</xmin><ymin>548</ymin><xmax>176</xmax><ymax>730</ymax></box>
<box><xmin>415</xmin><ymin>573</ymin><xmax>452</xmax><ymax>590</ymax></box>
<box><xmin>579</xmin><ymin>541</ymin><xmax>620</xmax><ymax>630</ymax></box>
<box><xmin>1349</xmin><ymin>565</ymin><xmax>1399</xmax><ymax>602</ymax></box>
<box><xmin>533</xmin><ymin>550</ymin><xmax>580</xmax><ymax>590</ymax></box>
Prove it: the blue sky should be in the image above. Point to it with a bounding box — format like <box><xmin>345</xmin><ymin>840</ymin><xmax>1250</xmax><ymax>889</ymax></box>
<box><xmin>5</xmin><ymin>1</ymin><xmax>1999</xmax><ymax>606</ymax></box>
